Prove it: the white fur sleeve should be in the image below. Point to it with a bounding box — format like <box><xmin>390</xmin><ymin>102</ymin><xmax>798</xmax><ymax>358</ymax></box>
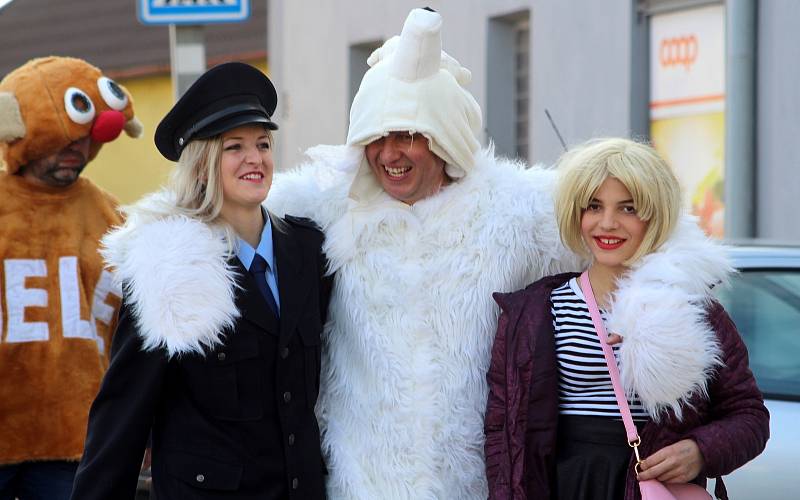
<box><xmin>265</xmin><ymin>145</ymin><xmax>355</xmax><ymax>228</ymax></box>
<box><xmin>515</xmin><ymin>164</ymin><xmax>585</xmax><ymax>282</ymax></box>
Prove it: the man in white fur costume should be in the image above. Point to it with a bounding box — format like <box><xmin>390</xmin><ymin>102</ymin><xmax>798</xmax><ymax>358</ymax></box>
<box><xmin>267</xmin><ymin>8</ymin><xmax>580</xmax><ymax>499</ymax></box>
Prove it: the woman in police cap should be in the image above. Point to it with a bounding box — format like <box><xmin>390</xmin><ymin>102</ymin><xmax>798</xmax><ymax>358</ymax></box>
<box><xmin>70</xmin><ymin>62</ymin><xmax>331</xmax><ymax>500</ymax></box>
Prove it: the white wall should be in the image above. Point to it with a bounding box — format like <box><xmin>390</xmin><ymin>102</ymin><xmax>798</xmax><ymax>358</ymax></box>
<box><xmin>527</xmin><ymin>0</ymin><xmax>634</xmax><ymax>164</ymax></box>
<box><xmin>757</xmin><ymin>0</ymin><xmax>800</xmax><ymax>239</ymax></box>
<box><xmin>267</xmin><ymin>0</ymin><xmax>798</xmax><ymax>241</ymax></box>
<box><xmin>268</xmin><ymin>0</ymin><xmax>636</xmax><ymax>170</ymax></box>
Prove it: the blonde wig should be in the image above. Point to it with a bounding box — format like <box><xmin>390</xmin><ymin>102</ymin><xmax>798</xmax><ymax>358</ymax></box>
<box><xmin>554</xmin><ymin>137</ymin><xmax>682</xmax><ymax>264</ymax></box>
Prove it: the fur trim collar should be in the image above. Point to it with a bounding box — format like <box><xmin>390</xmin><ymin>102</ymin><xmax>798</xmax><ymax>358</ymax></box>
<box><xmin>605</xmin><ymin>216</ymin><xmax>733</xmax><ymax>420</ymax></box>
<box><xmin>101</xmin><ymin>191</ymin><xmax>239</xmax><ymax>358</ymax></box>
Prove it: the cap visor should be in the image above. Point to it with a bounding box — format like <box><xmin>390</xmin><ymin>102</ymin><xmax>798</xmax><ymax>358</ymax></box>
<box><xmin>194</xmin><ymin>113</ymin><xmax>278</xmax><ymax>139</ymax></box>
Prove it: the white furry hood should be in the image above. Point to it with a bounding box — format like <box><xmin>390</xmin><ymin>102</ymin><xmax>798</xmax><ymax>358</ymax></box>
<box><xmin>101</xmin><ymin>190</ymin><xmax>239</xmax><ymax>358</ymax></box>
<box><xmin>347</xmin><ymin>8</ymin><xmax>482</xmax><ymax>182</ymax></box>
<box><xmin>605</xmin><ymin>216</ymin><xmax>734</xmax><ymax>420</ymax></box>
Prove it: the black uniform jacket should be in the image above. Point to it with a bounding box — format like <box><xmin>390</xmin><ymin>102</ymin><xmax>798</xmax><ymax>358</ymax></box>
<box><xmin>71</xmin><ymin>214</ymin><xmax>332</xmax><ymax>500</ymax></box>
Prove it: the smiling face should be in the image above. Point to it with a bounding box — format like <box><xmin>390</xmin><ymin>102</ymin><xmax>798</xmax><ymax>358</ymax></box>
<box><xmin>19</xmin><ymin>135</ymin><xmax>91</xmax><ymax>188</ymax></box>
<box><xmin>365</xmin><ymin>131</ymin><xmax>448</xmax><ymax>205</ymax></box>
<box><xmin>580</xmin><ymin>177</ymin><xmax>649</xmax><ymax>277</ymax></box>
<box><xmin>219</xmin><ymin>124</ymin><xmax>273</xmax><ymax>212</ymax></box>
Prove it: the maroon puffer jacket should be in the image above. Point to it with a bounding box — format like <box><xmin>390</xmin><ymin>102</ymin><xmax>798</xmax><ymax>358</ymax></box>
<box><xmin>484</xmin><ymin>272</ymin><xmax>769</xmax><ymax>500</ymax></box>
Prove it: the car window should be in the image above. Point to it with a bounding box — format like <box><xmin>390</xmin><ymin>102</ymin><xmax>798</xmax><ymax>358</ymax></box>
<box><xmin>716</xmin><ymin>270</ymin><xmax>800</xmax><ymax>401</ymax></box>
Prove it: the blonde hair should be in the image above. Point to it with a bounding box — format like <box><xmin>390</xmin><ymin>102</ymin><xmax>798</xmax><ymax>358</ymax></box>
<box><xmin>169</xmin><ymin>136</ymin><xmax>225</xmax><ymax>222</ymax></box>
<box><xmin>554</xmin><ymin>137</ymin><xmax>681</xmax><ymax>264</ymax></box>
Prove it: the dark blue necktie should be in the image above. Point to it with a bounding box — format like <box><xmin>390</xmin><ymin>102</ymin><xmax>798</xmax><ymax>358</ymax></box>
<box><xmin>250</xmin><ymin>253</ymin><xmax>279</xmax><ymax>317</ymax></box>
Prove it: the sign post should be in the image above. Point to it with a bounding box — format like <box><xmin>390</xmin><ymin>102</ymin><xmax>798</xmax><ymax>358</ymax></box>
<box><xmin>137</xmin><ymin>1</ymin><xmax>251</xmax><ymax>99</ymax></box>
<box><xmin>169</xmin><ymin>25</ymin><xmax>206</xmax><ymax>100</ymax></box>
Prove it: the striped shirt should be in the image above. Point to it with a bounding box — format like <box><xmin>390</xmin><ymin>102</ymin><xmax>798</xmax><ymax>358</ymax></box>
<box><xmin>551</xmin><ymin>278</ymin><xmax>649</xmax><ymax>421</ymax></box>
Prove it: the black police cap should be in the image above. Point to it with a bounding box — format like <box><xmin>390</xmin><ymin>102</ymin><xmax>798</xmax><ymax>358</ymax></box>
<box><xmin>155</xmin><ymin>62</ymin><xmax>278</xmax><ymax>161</ymax></box>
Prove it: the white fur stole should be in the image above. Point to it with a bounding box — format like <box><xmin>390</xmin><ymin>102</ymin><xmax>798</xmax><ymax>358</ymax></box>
<box><xmin>101</xmin><ymin>191</ymin><xmax>239</xmax><ymax>358</ymax></box>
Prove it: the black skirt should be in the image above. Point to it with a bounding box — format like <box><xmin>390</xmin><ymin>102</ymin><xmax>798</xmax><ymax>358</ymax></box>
<box><xmin>555</xmin><ymin>415</ymin><xmax>643</xmax><ymax>500</ymax></box>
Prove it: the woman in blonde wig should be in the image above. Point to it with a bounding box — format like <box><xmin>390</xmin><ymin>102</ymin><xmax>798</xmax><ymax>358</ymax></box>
<box><xmin>71</xmin><ymin>62</ymin><xmax>331</xmax><ymax>500</ymax></box>
<box><xmin>484</xmin><ymin>138</ymin><xmax>768</xmax><ymax>499</ymax></box>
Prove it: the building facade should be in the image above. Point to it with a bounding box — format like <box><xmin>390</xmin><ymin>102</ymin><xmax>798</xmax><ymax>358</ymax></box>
<box><xmin>267</xmin><ymin>0</ymin><xmax>799</xmax><ymax>241</ymax></box>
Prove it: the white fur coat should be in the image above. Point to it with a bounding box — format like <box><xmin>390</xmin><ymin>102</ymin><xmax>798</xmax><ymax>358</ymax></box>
<box><xmin>267</xmin><ymin>146</ymin><xmax>581</xmax><ymax>500</ymax></box>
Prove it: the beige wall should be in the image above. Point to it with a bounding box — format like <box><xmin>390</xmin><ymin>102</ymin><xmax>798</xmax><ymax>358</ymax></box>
<box><xmin>84</xmin><ymin>59</ymin><xmax>269</xmax><ymax>205</ymax></box>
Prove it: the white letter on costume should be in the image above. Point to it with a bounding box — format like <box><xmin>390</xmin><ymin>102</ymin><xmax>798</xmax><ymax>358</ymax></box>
<box><xmin>90</xmin><ymin>269</ymin><xmax>122</xmax><ymax>352</ymax></box>
<box><xmin>59</xmin><ymin>256</ymin><xmax>97</xmax><ymax>343</ymax></box>
<box><xmin>4</xmin><ymin>259</ymin><xmax>49</xmax><ymax>342</ymax></box>
<box><xmin>92</xmin><ymin>269</ymin><xmax>121</xmax><ymax>325</ymax></box>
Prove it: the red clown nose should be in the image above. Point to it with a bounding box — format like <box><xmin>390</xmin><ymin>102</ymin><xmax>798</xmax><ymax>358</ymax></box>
<box><xmin>91</xmin><ymin>110</ymin><xmax>126</xmax><ymax>143</ymax></box>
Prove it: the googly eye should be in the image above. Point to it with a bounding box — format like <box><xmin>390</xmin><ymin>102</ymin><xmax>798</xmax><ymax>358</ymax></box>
<box><xmin>97</xmin><ymin>76</ymin><xmax>128</xmax><ymax>111</ymax></box>
<box><xmin>64</xmin><ymin>87</ymin><xmax>95</xmax><ymax>124</ymax></box>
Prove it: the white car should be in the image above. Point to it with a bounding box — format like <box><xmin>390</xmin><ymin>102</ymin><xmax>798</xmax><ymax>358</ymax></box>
<box><xmin>713</xmin><ymin>244</ymin><xmax>800</xmax><ymax>498</ymax></box>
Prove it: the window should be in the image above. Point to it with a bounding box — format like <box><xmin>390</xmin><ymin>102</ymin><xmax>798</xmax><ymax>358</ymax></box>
<box><xmin>487</xmin><ymin>10</ymin><xmax>530</xmax><ymax>161</ymax></box>
<box><xmin>716</xmin><ymin>270</ymin><xmax>800</xmax><ymax>400</ymax></box>
<box><xmin>513</xmin><ymin>17</ymin><xmax>530</xmax><ymax>160</ymax></box>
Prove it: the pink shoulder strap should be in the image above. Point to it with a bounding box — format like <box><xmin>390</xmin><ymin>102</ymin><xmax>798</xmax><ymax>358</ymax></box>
<box><xmin>578</xmin><ymin>271</ymin><xmax>640</xmax><ymax>445</ymax></box>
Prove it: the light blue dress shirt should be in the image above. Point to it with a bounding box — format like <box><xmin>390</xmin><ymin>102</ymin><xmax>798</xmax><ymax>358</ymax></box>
<box><xmin>236</xmin><ymin>212</ymin><xmax>280</xmax><ymax>309</ymax></box>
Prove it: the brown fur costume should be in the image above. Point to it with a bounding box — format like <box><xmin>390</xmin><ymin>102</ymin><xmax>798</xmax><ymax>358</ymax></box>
<box><xmin>0</xmin><ymin>57</ymin><xmax>140</xmax><ymax>464</ymax></box>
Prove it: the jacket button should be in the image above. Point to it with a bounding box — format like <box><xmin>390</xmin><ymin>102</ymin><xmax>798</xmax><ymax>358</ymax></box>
<box><xmin>280</xmin><ymin>347</ymin><xmax>289</xmax><ymax>359</ymax></box>
<box><xmin>196</xmin><ymin>474</ymin><xmax>205</xmax><ymax>483</ymax></box>
<box><xmin>288</xmin><ymin>433</ymin><xmax>295</xmax><ymax>446</ymax></box>
<box><xmin>283</xmin><ymin>391</ymin><xmax>292</xmax><ymax>403</ymax></box>
<box><xmin>217</xmin><ymin>352</ymin><xmax>226</xmax><ymax>361</ymax></box>
<box><xmin>292</xmin><ymin>477</ymin><xmax>299</xmax><ymax>489</ymax></box>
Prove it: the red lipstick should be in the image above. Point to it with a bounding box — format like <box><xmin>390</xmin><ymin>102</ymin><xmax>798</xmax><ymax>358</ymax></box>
<box><xmin>593</xmin><ymin>236</ymin><xmax>625</xmax><ymax>250</ymax></box>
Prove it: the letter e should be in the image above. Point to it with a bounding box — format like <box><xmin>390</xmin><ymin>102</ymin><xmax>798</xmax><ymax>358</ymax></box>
<box><xmin>4</xmin><ymin>259</ymin><xmax>49</xmax><ymax>342</ymax></box>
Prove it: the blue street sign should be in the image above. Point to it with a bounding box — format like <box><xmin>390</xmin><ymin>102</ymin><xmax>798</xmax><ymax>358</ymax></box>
<box><xmin>138</xmin><ymin>0</ymin><xmax>250</xmax><ymax>25</ymax></box>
